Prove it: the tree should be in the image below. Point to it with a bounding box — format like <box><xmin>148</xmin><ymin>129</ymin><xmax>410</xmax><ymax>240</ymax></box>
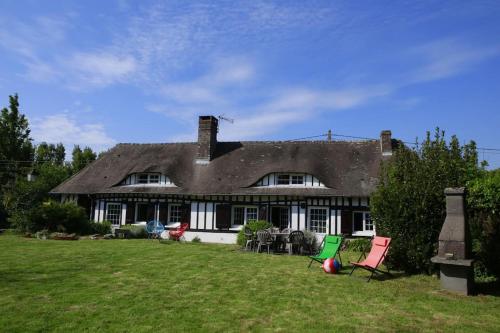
<box><xmin>35</xmin><ymin>142</ymin><xmax>66</xmax><ymax>166</ymax></box>
<box><xmin>371</xmin><ymin>129</ymin><xmax>482</xmax><ymax>274</ymax></box>
<box><xmin>71</xmin><ymin>145</ymin><xmax>96</xmax><ymax>173</ymax></box>
<box><xmin>0</xmin><ymin>94</ymin><xmax>34</xmax><ymax>227</ymax></box>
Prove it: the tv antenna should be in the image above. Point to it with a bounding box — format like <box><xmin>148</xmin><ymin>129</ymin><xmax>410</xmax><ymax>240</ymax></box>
<box><xmin>218</xmin><ymin>114</ymin><xmax>234</xmax><ymax>124</ymax></box>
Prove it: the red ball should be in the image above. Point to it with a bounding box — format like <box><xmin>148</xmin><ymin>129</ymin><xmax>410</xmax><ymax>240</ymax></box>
<box><xmin>322</xmin><ymin>258</ymin><xmax>341</xmax><ymax>274</ymax></box>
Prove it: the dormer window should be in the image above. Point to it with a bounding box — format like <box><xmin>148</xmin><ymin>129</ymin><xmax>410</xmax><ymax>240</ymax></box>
<box><xmin>253</xmin><ymin>173</ymin><xmax>326</xmax><ymax>188</ymax></box>
<box><xmin>277</xmin><ymin>174</ymin><xmax>304</xmax><ymax>185</ymax></box>
<box><xmin>291</xmin><ymin>175</ymin><xmax>304</xmax><ymax>184</ymax></box>
<box><xmin>119</xmin><ymin>173</ymin><xmax>177</xmax><ymax>187</ymax></box>
<box><xmin>138</xmin><ymin>173</ymin><xmax>160</xmax><ymax>184</ymax></box>
<box><xmin>277</xmin><ymin>174</ymin><xmax>290</xmax><ymax>185</ymax></box>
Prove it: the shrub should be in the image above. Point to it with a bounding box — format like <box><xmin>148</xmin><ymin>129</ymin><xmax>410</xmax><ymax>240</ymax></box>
<box><xmin>468</xmin><ymin>169</ymin><xmax>500</xmax><ymax>277</ymax></box>
<box><xmin>347</xmin><ymin>238</ymin><xmax>371</xmax><ymax>252</ymax></box>
<box><xmin>88</xmin><ymin>221</ymin><xmax>112</xmax><ymax>235</ymax></box>
<box><xmin>20</xmin><ymin>201</ymin><xmax>88</xmax><ymax>234</ymax></box>
<box><xmin>120</xmin><ymin>224</ymin><xmax>148</xmax><ymax>238</ymax></box>
<box><xmin>192</xmin><ymin>236</ymin><xmax>201</xmax><ymax>243</ymax></box>
<box><xmin>303</xmin><ymin>230</ymin><xmax>318</xmax><ymax>253</ymax></box>
<box><xmin>236</xmin><ymin>220</ymin><xmax>272</xmax><ymax>247</ymax></box>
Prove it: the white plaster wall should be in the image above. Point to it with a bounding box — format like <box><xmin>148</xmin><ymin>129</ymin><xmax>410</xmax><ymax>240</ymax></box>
<box><xmin>184</xmin><ymin>231</ymin><xmax>238</xmax><ymax>244</ymax></box>
<box><xmin>291</xmin><ymin>204</ymin><xmax>299</xmax><ymax>229</ymax></box>
<box><xmin>205</xmin><ymin>203</ymin><xmax>215</xmax><ymax>230</ymax></box>
<box><xmin>190</xmin><ymin>202</ymin><xmax>198</xmax><ymax>229</ymax></box>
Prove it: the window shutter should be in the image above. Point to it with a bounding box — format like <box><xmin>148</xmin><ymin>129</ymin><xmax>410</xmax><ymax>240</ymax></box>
<box><xmin>341</xmin><ymin>210</ymin><xmax>352</xmax><ymax>234</ymax></box>
<box><xmin>216</xmin><ymin>204</ymin><xmax>231</xmax><ymax>229</ymax></box>
<box><xmin>125</xmin><ymin>203</ymin><xmax>135</xmax><ymax>224</ymax></box>
<box><xmin>147</xmin><ymin>204</ymin><xmax>155</xmax><ymax>221</ymax></box>
<box><xmin>158</xmin><ymin>203</ymin><xmax>168</xmax><ymax>223</ymax></box>
<box><xmin>258</xmin><ymin>205</ymin><xmax>268</xmax><ymax>221</ymax></box>
<box><xmin>181</xmin><ymin>204</ymin><xmax>191</xmax><ymax>224</ymax></box>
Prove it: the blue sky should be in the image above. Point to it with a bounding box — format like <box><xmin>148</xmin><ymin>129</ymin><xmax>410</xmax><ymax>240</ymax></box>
<box><xmin>1</xmin><ymin>0</ymin><xmax>499</xmax><ymax>167</ymax></box>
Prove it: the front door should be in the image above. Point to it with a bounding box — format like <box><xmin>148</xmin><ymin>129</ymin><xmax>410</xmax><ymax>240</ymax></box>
<box><xmin>271</xmin><ymin>206</ymin><xmax>289</xmax><ymax>230</ymax></box>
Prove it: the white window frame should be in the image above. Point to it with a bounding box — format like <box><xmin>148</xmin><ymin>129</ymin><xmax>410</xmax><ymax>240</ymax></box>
<box><xmin>276</xmin><ymin>173</ymin><xmax>305</xmax><ymax>186</ymax></box>
<box><xmin>168</xmin><ymin>204</ymin><xmax>182</xmax><ymax>224</ymax></box>
<box><xmin>231</xmin><ymin>206</ymin><xmax>259</xmax><ymax>226</ymax></box>
<box><xmin>352</xmin><ymin>211</ymin><xmax>374</xmax><ymax>236</ymax></box>
<box><xmin>106</xmin><ymin>202</ymin><xmax>122</xmax><ymax>227</ymax></box>
<box><xmin>308</xmin><ymin>207</ymin><xmax>328</xmax><ymax>234</ymax></box>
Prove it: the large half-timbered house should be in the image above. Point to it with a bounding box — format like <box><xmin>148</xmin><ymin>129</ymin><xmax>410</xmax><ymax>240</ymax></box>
<box><xmin>51</xmin><ymin>116</ymin><xmax>394</xmax><ymax>243</ymax></box>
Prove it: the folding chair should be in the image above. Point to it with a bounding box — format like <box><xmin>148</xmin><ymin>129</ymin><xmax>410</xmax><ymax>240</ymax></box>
<box><xmin>349</xmin><ymin>236</ymin><xmax>392</xmax><ymax>282</ymax></box>
<box><xmin>308</xmin><ymin>235</ymin><xmax>343</xmax><ymax>268</ymax></box>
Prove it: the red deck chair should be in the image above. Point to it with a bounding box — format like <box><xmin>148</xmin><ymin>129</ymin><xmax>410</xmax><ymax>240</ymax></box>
<box><xmin>169</xmin><ymin>223</ymin><xmax>189</xmax><ymax>241</ymax></box>
<box><xmin>349</xmin><ymin>236</ymin><xmax>392</xmax><ymax>282</ymax></box>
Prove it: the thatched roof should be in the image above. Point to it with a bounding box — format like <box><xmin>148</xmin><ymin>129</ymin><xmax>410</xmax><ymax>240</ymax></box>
<box><xmin>52</xmin><ymin>139</ymin><xmax>386</xmax><ymax>197</ymax></box>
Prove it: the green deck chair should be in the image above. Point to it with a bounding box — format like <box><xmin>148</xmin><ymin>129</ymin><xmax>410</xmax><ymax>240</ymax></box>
<box><xmin>308</xmin><ymin>235</ymin><xmax>343</xmax><ymax>268</ymax></box>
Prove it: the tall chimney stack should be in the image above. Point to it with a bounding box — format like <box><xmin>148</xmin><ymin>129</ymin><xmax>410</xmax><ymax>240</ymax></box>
<box><xmin>196</xmin><ymin>115</ymin><xmax>218</xmax><ymax>164</ymax></box>
<box><xmin>380</xmin><ymin>130</ymin><xmax>392</xmax><ymax>156</ymax></box>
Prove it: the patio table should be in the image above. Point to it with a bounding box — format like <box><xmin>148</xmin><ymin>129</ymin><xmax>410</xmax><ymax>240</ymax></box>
<box><xmin>270</xmin><ymin>232</ymin><xmax>290</xmax><ymax>252</ymax></box>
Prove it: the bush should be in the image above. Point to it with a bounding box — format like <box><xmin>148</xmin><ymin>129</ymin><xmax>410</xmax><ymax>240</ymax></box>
<box><xmin>468</xmin><ymin>169</ymin><xmax>500</xmax><ymax>277</ymax></box>
<box><xmin>88</xmin><ymin>221</ymin><xmax>112</xmax><ymax>235</ymax></box>
<box><xmin>347</xmin><ymin>238</ymin><xmax>371</xmax><ymax>252</ymax></box>
<box><xmin>236</xmin><ymin>220</ymin><xmax>272</xmax><ymax>247</ymax></box>
<box><xmin>18</xmin><ymin>201</ymin><xmax>89</xmax><ymax>234</ymax></box>
<box><xmin>303</xmin><ymin>230</ymin><xmax>318</xmax><ymax>253</ymax></box>
<box><xmin>120</xmin><ymin>224</ymin><xmax>148</xmax><ymax>238</ymax></box>
<box><xmin>192</xmin><ymin>236</ymin><xmax>201</xmax><ymax>243</ymax></box>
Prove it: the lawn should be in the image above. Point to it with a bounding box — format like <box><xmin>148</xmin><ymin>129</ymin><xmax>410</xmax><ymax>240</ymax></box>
<box><xmin>1</xmin><ymin>234</ymin><xmax>500</xmax><ymax>333</ymax></box>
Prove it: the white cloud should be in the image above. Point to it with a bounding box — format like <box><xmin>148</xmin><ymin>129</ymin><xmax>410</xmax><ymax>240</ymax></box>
<box><xmin>67</xmin><ymin>52</ymin><xmax>137</xmax><ymax>88</ymax></box>
<box><xmin>409</xmin><ymin>39</ymin><xmax>500</xmax><ymax>83</ymax></box>
<box><xmin>31</xmin><ymin>114</ymin><xmax>116</xmax><ymax>152</ymax></box>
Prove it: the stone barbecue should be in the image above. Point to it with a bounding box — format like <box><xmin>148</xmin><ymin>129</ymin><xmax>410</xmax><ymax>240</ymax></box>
<box><xmin>431</xmin><ymin>188</ymin><xmax>474</xmax><ymax>295</ymax></box>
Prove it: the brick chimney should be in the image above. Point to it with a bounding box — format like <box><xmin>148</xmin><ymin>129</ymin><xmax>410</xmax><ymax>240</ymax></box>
<box><xmin>196</xmin><ymin>115</ymin><xmax>218</xmax><ymax>164</ymax></box>
<box><xmin>380</xmin><ymin>130</ymin><xmax>392</xmax><ymax>156</ymax></box>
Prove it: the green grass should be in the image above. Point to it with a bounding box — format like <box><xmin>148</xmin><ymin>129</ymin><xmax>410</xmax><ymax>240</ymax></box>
<box><xmin>1</xmin><ymin>234</ymin><xmax>500</xmax><ymax>333</ymax></box>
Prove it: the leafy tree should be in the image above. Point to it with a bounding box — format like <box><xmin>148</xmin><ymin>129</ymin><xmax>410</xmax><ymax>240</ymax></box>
<box><xmin>35</xmin><ymin>142</ymin><xmax>66</xmax><ymax>166</ymax></box>
<box><xmin>4</xmin><ymin>162</ymin><xmax>70</xmax><ymax>221</ymax></box>
<box><xmin>0</xmin><ymin>94</ymin><xmax>34</xmax><ymax>227</ymax></box>
<box><xmin>371</xmin><ymin>129</ymin><xmax>482</xmax><ymax>274</ymax></box>
<box><xmin>71</xmin><ymin>145</ymin><xmax>96</xmax><ymax>173</ymax></box>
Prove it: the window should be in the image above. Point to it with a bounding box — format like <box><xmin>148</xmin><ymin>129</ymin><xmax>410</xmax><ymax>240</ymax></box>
<box><xmin>291</xmin><ymin>175</ymin><xmax>304</xmax><ymax>184</ymax></box>
<box><xmin>149</xmin><ymin>174</ymin><xmax>160</xmax><ymax>183</ymax></box>
<box><xmin>138</xmin><ymin>174</ymin><xmax>149</xmax><ymax>184</ymax></box>
<box><xmin>232</xmin><ymin>206</ymin><xmax>259</xmax><ymax>226</ymax></box>
<box><xmin>169</xmin><ymin>204</ymin><xmax>182</xmax><ymax>223</ymax></box>
<box><xmin>106</xmin><ymin>203</ymin><xmax>122</xmax><ymax>226</ymax></box>
<box><xmin>353</xmin><ymin>211</ymin><xmax>373</xmax><ymax>233</ymax></box>
<box><xmin>247</xmin><ymin>207</ymin><xmax>258</xmax><ymax>222</ymax></box>
<box><xmin>233</xmin><ymin>207</ymin><xmax>245</xmax><ymax>225</ymax></box>
<box><xmin>137</xmin><ymin>173</ymin><xmax>160</xmax><ymax>184</ymax></box>
<box><xmin>309</xmin><ymin>208</ymin><xmax>328</xmax><ymax>234</ymax></box>
<box><xmin>277</xmin><ymin>174</ymin><xmax>290</xmax><ymax>185</ymax></box>
<box><xmin>136</xmin><ymin>203</ymin><xmax>155</xmax><ymax>222</ymax></box>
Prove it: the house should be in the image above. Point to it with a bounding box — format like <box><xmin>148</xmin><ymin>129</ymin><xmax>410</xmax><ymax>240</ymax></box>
<box><xmin>51</xmin><ymin>115</ymin><xmax>394</xmax><ymax>244</ymax></box>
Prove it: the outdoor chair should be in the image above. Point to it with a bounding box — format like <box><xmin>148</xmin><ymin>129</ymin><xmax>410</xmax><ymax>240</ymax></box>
<box><xmin>349</xmin><ymin>236</ymin><xmax>392</xmax><ymax>282</ymax></box>
<box><xmin>286</xmin><ymin>230</ymin><xmax>304</xmax><ymax>255</ymax></box>
<box><xmin>256</xmin><ymin>229</ymin><xmax>274</xmax><ymax>254</ymax></box>
<box><xmin>244</xmin><ymin>226</ymin><xmax>255</xmax><ymax>251</ymax></box>
<box><xmin>308</xmin><ymin>235</ymin><xmax>343</xmax><ymax>268</ymax></box>
<box><xmin>146</xmin><ymin>220</ymin><xmax>164</xmax><ymax>239</ymax></box>
<box><xmin>169</xmin><ymin>223</ymin><xmax>189</xmax><ymax>241</ymax></box>
<box><xmin>281</xmin><ymin>228</ymin><xmax>292</xmax><ymax>234</ymax></box>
